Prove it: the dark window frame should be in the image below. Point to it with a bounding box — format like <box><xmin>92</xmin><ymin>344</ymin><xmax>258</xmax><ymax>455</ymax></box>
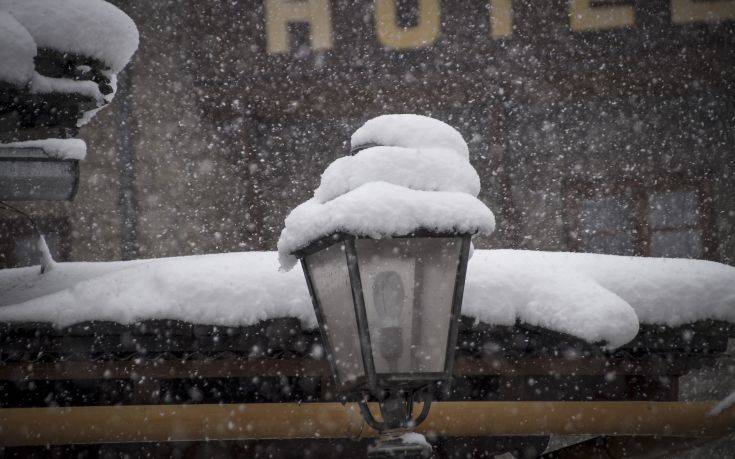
<box><xmin>562</xmin><ymin>176</ymin><xmax>718</xmax><ymax>260</ymax></box>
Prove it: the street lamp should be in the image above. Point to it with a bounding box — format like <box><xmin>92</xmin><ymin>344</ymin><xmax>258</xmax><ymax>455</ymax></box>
<box><xmin>295</xmin><ymin>231</ymin><xmax>471</xmax><ymax>457</ymax></box>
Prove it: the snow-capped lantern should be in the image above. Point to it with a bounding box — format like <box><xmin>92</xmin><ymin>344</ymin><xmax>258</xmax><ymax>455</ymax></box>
<box><xmin>279</xmin><ymin>115</ymin><xmax>495</xmax><ymax>452</ymax></box>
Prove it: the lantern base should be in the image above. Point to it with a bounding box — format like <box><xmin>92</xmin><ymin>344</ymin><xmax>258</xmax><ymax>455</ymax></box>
<box><xmin>367</xmin><ymin>431</ymin><xmax>433</xmax><ymax>459</ymax></box>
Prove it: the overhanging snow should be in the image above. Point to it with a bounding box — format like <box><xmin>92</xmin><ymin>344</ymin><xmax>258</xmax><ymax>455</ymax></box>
<box><xmin>1</xmin><ymin>250</ymin><xmax>733</xmax><ymax>349</ymax></box>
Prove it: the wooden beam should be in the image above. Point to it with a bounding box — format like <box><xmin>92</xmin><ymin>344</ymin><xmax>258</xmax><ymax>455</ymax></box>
<box><xmin>0</xmin><ymin>355</ymin><xmax>696</xmax><ymax>381</ymax></box>
<box><xmin>0</xmin><ymin>357</ymin><xmax>331</xmax><ymax>381</ymax></box>
<box><xmin>1</xmin><ymin>401</ymin><xmax>733</xmax><ymax>447</ymax></box>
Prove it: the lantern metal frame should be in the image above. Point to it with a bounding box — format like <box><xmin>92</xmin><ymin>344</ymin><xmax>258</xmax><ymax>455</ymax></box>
<box><xmin>296</xmin><ymin>231</ymin><xmax>471</xmax><ymax>399</ymax></box>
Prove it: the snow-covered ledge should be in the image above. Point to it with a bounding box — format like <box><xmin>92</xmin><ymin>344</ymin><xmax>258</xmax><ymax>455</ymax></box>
<box><xmin>0</xmin><ymin>250</ymin><xmax>734</xmax><ymax>350</ymax></box>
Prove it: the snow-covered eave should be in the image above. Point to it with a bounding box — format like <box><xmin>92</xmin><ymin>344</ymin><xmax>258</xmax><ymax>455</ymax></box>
<box><xmin>1</xmin><ymin>250</ymin><xmax>734</xmax><ymax>349</ymax></box>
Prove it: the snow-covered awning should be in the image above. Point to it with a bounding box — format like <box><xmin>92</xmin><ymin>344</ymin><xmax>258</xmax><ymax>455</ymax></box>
<box><xmin>1</xmin><ymin>250</ymin><xmax>733</xmax><ymax>349</ymax></box>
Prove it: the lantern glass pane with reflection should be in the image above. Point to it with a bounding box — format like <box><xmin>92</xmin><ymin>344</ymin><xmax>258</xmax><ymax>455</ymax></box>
<box><xmin>299</xmin><ymin>233</ymin><xmax>470</xmax><ymax>392</ymax></box>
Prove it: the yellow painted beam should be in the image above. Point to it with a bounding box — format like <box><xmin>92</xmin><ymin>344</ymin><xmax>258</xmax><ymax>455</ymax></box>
<box><xmin>1</xmin><ymin>401</ymin><xmax>733</xmax><ymax>447</ymax></box>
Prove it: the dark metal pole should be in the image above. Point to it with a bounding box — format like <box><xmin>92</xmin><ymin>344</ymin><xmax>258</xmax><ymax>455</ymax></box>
<box><xmin>114</xmin><ymin>68</ymin><xmax>138</xmax><ymax>260</ymax></box>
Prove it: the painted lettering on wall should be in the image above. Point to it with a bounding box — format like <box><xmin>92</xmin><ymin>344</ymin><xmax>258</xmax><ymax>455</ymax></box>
<box><xmin>264</xmin><ymin>0</ymin><xmax>735</xmax><ymax>54</ymax></box>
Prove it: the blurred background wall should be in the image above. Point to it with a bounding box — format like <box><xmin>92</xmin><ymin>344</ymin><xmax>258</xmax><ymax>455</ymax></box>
<box><xmin>2</xmin><ymin>0</ymin><xmax>733</xmax><ymax>267</ymax></box>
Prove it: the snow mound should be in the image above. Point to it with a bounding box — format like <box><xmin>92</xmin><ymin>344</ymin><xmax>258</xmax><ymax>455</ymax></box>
<box><xmin>351</xmin><ymin>114</ymin><xmax>470</xmax><ymax>160</ymax></box>
<box><xmin>464</xmin><ymin>251</ymin><xmax>640</xmax><ymax>347</ymax></box>
<box><xmin>0</xmin><ymin>10</ymin><xmax>35</xmax><ymax>86</ymax></box>
<box><xmin>1</xmin><ymin>138</ymin><xmax>87</xmax><ymax>160</ymax></box>
<box><xmin>1</xmin><ymin>250</ymin><xmax>734</xmax><ymax>349</ymax></box>
<box><xmin>522</xmin><ymin>251</ymin><xmax>735</xmax><ymax>327</ymax></box>
<box><xmin>0</xmin><ymin>0</ymin><xmax>139</xmax><ymax>72</ymax></box>
<box><xmin>314</xmin><ymin>146</ymin><xmax>481</xmax><ymax>203</ymax></box>
<box><xmin>279</xmin><ymin>115</ymin><xmax>494</xmax><ymax>269</ymax></box>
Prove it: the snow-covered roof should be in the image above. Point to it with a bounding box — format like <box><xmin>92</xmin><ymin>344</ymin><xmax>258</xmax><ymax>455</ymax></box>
<box><xmin>0</xmin><ymin>10</ymin><xmax>35</xmax><ymax>86</ymax></box>
<box><xmin>0</xmin><ymin>138</ymin><xmax>87</xmax><ymax>160</ymax></box>
<box><xmin>0</xmin><ymin>0</ymin><xmax>139</xmax><ymax>73</ymax></box>
<box><xmin>278</xmin><ymin>115</ymin><xmax>495</xmax><ymax>269</ymax></box>
<box><xmin>1</xmin><ymin>250</ymin><xmax>734</xmax><ymax>349</ymax></box>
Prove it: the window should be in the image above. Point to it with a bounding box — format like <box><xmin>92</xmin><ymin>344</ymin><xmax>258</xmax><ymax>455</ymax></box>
<box><xmin>563</xmin><ymin>179</ymin><xmax>717</xmax><ymax>259</ymax></box>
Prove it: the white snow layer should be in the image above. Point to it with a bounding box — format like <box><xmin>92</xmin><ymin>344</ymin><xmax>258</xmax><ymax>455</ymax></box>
<box><xmin>314</xmin><ymin>146</ymin><xmax>481</xmax><ymax>203</ymax></box>
<box><xmin>278</xmin><ymin>182</ymin><xmax>496</xmax><ymax>269</ymax></box>
<box><xmin>1</xmin><ymin>138</ymin><xmax>87</xmax><ymax>160</ymax></box>
<box><xmin>0</xmin><ymin>0</ymin><xmax>139</xmax><ymax>72</ymax></box>
<box><xmin>30</xmin><ymin>72</ymin><xmax>105</xmax><ymax>104</ymax></box>
<box><xmin>0</xmin><ymin>253</ymin><xmax>317</xmax><ymax>330</ymax></box>
<box><xmin>351</xmin><ymin>114</ymin><xmax>470</xmax><ymax>160</ymax></box>
<box><xmin>1</xmin><ymin>250</ymin><xmax>734</xmax><ymax>349</ymax></box>
<box><xmin>0</xmin><ymin>10</ymin><xmax>35</xmax><ymax>85</ymax></box>
<box><xmin>279</xmin><ymin>115</ymin><xmax>494</xmax><ymax>269</ymax></box>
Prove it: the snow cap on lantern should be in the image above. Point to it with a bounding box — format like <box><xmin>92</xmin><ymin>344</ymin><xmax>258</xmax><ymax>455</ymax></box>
<box><xmin>351</xmin><ymin>114</ymin><xmax>470</xmax><ymax>159</ymax></box>
<box><xmin>277</xmin><ymin>114</ymin><xmax>495</xmax><ymax>270</ymax></box>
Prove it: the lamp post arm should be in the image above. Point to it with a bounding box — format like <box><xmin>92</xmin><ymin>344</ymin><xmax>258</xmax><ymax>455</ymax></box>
<box><xmin>359</xmin><ymin>400</ymin><xmax>386</xmax><ymax>431</ymax></box>
<box><xmin>412</xmin><ymin>399</ymin><xmax>432</xmax><ymax>427</ymax></box>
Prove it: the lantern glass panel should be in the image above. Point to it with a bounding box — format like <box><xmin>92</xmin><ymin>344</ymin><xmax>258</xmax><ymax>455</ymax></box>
<box><xmin>305</xmin><ymin>242</ymin><xmax>365</xmax><ymax>384</ymax></box>
<box><xmin>355</xmin><ymin>237</ymin><xmax>462</xmax><ymax>375</ymax></box>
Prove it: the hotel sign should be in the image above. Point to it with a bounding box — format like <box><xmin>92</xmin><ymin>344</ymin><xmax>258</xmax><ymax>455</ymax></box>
<box><xmin>263</xmin><ymin>0</ymin><xmax>735</xmax><ymax>54</ymax></box>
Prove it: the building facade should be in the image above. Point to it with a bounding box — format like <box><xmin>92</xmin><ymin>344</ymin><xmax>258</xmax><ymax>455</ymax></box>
<box><xmin>2</xmin><ymin>0</ymin><xmax>734</xmax><ymax>267</ymax></box>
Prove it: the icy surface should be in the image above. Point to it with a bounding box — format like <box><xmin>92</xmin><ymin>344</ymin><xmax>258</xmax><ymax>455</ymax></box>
<box><xmin>278</xmin><ymin>182</ymin><xmax>495</xmax><ymax>269</ymax></box>
<box><xmin>1</xmin><ymin>138</ymin><xmax>87</xmax><ymax>160</ymax></box>
<box><xmin>279</xmin><ymin>115</ymin><xmax>494</xmax><ymax>269</ymax></box>
<box><xmin>0</xmin><ymin>10</ymin><xmax>35</xmax><ymax>85</ymax></box>
<box><xmin>351</xmin><ymin>114</ymin><xmax>470</xmax><ymax>160</ymax></box>
<box><xmin>1</xmin><ymin>250</ymin><xmax>734</xmax><ymax>348</ymax></box>
<box><xmin>314</xmin><ymin>146</ymin><xmax>481</xmax><ymax>203</ymax></box>
<box><xmin>0</xmin><ymin>0</ymin><xmax>139</xmax><ymax>72</ymax></box>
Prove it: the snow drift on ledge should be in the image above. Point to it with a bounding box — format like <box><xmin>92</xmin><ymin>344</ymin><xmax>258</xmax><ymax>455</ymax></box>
<box><xmin>1</xmin><ymin>138</ymin><xmax>87</xmax><ymax>160</ymax></box>
<box><xmin>1</xmin><ymin>250</ymin><xmax>734</xmax><ymax>349</ymax></box>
